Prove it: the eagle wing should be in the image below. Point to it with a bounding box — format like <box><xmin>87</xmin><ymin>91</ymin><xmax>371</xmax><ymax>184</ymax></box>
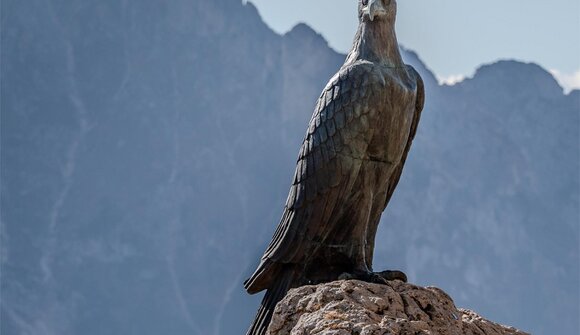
<box><xmin>245</xmin><ymin>62</ymin><xmax>385</xmax><ymax>293</ymax></box>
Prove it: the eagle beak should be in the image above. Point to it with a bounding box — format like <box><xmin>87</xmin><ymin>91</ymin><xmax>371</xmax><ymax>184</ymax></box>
<box><xmin>365</xmin><ymin>0</ymin><xmax>387</xmax><ymax>21</ymax></box>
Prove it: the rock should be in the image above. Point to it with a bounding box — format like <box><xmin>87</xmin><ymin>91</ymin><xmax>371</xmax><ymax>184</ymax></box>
<box><xmin>267</xmin><ymin>280</ymin><xmax>529</xmax><ymax>335</ymax></box>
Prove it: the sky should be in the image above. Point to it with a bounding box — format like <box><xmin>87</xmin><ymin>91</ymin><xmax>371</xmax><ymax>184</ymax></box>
<box><xmin>248</xmin><ymin>0</ymin><xmax>580</xmax><ymax>91</ymax></box>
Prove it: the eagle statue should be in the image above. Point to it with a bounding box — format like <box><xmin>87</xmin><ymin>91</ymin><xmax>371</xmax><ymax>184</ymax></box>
<box><xmin>244</xmin><ymin>0</ymin><xmax>425</xmax><ymax>333</ymax></box>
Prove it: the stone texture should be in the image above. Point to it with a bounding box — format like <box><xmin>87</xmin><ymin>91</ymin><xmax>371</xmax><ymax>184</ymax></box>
<box><xmin>267</xmin><ymin>280</ymin><xmax>528</xmax><ymax>335</ymax></box>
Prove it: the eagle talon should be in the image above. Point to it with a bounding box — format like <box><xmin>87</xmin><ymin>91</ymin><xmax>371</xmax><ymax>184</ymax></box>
<box><xmin>339</xmin><ymin>269</ymin><xmax>407</xmax><ymax>284</ymax></box>
<box><xmin>340</xmin><ymin>270</ymin><xmax>394</xmax><ymax>285</ymax></box>
<box><xmin>377</xmin><ymin>270</ymin><xmax>407</xmax><ymax>283</ymax></box>
<box><xmin>367</xmin><ymin>272</ymin><xmax>389</xmax><ymax>285</ymax></box>
<box><xmin>338</xmin><ymin>272</ymin><xmax>355</xmax><ymax>281</ymax></box>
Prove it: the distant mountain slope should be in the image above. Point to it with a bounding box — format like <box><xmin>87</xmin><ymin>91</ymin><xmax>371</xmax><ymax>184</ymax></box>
<box><xmin>1</xmin><ymin>1</ymin><xmax>578</xmax><ymax>335</ymax></box>
<box><xmin>379</xmin><ymin>59</ymin><xmax>579</xmax><ymax>334</ymax></box>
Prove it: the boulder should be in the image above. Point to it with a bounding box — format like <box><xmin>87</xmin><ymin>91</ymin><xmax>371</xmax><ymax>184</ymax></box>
<box><xmin>267</xmin><ymin>280</ymin><xmax>529</xmax><ymax>335</ymax></box>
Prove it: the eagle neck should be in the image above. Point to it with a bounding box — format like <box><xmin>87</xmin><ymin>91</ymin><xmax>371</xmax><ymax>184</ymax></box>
<box><xmin>344</xmin><ymin>20</ymin><xmax>404</xmax><ymax>68</ymax></box>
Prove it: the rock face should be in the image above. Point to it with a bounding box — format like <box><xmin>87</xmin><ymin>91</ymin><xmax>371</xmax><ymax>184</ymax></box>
<box><xmin>268</xmin><ymin>280</ymin><xmax>528</xmax><ymax>335</ymax></box>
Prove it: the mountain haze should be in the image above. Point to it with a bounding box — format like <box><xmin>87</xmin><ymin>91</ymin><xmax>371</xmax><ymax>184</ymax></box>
<box><xmin>1</xmin><ymin>1</ymin><xmax>578</xmax><ymax>335</ymax></box>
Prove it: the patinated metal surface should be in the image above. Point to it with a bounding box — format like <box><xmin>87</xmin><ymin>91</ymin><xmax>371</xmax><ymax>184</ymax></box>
<box><xmin>245</xmin><ymin>1</ymin><xmax>425</xmax><ymax>334</ymax></box>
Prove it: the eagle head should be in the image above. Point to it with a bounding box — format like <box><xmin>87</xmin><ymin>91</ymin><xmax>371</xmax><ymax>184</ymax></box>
<box><xmin>358</xmin><ymin>0</ymin><xmax>397</xmax><ymax>23</ymax></box>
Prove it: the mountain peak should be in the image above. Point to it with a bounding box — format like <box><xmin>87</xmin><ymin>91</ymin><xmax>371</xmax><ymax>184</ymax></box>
<box><xmin>284</xmin><ymin>23</ymin><xmax>328</xmax><ymax>47</ymax></box>
<box><xmin>467</xmin><ymin>60</ymin><xmax>564</xmax><ymax>98</ymax></box>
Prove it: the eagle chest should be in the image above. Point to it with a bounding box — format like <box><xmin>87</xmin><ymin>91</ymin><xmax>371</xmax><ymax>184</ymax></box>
<box><xmin>366</xmin><ymin>70</ymin><xmax>417</xmax><ymax>165</ymax></box>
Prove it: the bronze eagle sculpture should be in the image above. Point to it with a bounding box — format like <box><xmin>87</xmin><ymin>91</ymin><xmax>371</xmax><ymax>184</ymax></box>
<box><xmin>245</xmin><ymin>0</ymin><xmax>424</xmax><ymax>333</ymax></box>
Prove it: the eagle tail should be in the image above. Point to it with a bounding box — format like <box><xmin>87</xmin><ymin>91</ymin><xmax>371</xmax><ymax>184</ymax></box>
<box><xmin>245</xmin><ymin>265</ymin><xmax>295</xmax><ymax>335</ymax></box>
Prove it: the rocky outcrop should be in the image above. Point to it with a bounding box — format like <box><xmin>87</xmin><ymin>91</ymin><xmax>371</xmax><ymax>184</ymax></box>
<box><xmin>267</xmin><ymin>280</ymin><xmax>528</xmax><ymax>335</ymax></box>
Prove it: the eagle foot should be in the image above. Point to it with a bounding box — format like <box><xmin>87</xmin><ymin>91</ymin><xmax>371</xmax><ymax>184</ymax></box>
<box><xmin>339</xmin><ymin>269</ymin><xmax>407</xmax><ymax>284</ymax></box>
<box><xmin>376</xmin><ymin>270</ymin><xmax>407</xmax><ymax>283</ymax></box>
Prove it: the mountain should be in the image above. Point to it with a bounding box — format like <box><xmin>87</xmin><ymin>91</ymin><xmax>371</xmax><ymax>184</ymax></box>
<box><xmin>1</xmin><ymin>0</ymin><xmax>578</xmax><ymax>334</ymax></box>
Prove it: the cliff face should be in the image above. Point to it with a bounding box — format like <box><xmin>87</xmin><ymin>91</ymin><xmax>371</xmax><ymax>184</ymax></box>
<box><xmin>268</xmin><ymin>280</ymin><xmax>529</xmax><ymax>335</ymax></box>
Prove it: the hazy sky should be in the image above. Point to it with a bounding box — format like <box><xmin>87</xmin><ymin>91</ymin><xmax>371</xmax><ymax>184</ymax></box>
<box><xmin>248</xmin><ymin>0</ymin><xmax>580</xmax><ymax>90</ymax></box>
